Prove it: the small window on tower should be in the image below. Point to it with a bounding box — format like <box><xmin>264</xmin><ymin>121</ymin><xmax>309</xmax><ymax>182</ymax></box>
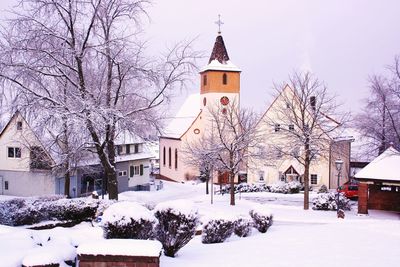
<box><xmin>203</xmin><ymin>75</ymin><xmax>207</xmax><ymax>86</ymax></box>
<box><xmin>222</xmin><ymin>73</ymin><xmax>227</xmax><ymax>85</ymax></box>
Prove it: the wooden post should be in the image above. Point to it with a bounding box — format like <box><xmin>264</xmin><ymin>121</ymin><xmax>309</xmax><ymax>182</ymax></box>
<box><xmin>358</xmin><ymin>182</ymin><xmax>369</xmax><ymax>215</ymax></box>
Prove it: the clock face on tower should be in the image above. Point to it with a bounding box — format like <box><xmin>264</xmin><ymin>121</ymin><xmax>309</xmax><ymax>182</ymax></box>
<box><xmin>220</xmin><ymin>96</ymin><xmax>229</xmax><ymax>106</ymax></box>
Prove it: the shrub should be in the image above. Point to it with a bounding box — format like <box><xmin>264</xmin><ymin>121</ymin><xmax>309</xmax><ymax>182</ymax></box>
<box><xmin>0</xmin><ymin>196</ymin><xmax>108</xmax><ymax>226</ymax></box>
<box><xmin>154</xmin><ymin>200</ymin><xmax>199</xmax><ymax>257</ymax></box>
<box><xmin>318</xmin><ymin>184</ymin><xmax>329</xmax><ymax>194</ymax></box>
<box><xmin>249</xmin><ymin>205</ymin><xmax>273</xmax><ymax>233</ymax></box>
<box><xmin>233</xmin><ymin>217</ymin><xmax>252</xmax><ymax>238</ymax></box>
<box><xmin>312</xmin><ymin>192</ymin><xmax>351</xmax><ymax>211</ymax></box>
<box><xmin>102</xmin><ymin>202</ymin><xmax>156</xmax><ymax>240</ymax></box>
<box><xmin>269</xmin><ymin>181</ymin><xmax>302</xmax><ymax>194</ymax></box>
<box><xmin>217</xmin><ymin>183</ymin><xmax>270</xmax><ymax>195</ymax></box>
<box><xmin>46</xmin><ymin>198</ymin><xmax>99</xmax><ymax>221</ymax></box>
<box><xmin>202</xmin><ymin>215</ymin><xmax>235</xmax><ymax>244</ymax></box>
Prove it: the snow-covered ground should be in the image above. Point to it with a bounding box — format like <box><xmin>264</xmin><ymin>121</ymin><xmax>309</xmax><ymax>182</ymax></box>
<box><xmin>1</xmin><ymin>181</ymin><xmax>399</xmax><ymax>267</ymax></box>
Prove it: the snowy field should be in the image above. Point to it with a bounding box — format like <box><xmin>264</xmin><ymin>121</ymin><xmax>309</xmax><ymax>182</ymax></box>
<box><xmin>1</xmin><ymin>181</ymin><xmax>399</xmax><ymax>267</ymax></box>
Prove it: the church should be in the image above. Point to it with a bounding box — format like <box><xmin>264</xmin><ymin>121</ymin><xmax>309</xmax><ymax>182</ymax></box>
<box><xmin>159</xmin><ymin>31</ymin><xmax>241</xmax><ymax>182</ymax></box>
<box><xmin>159</xmin><ymin>29</ymin><xmax>352</xmax><ymax>190</ymax></box>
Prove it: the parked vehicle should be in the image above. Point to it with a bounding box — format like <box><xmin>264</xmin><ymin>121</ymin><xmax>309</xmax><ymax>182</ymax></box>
<box><xmin>338</xmin><ymin>183</ymin><xmax>359</xmax><ymax>199</ymax></box>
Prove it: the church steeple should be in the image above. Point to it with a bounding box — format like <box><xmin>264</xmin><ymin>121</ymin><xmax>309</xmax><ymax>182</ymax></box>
<box><xmin>209</xmin><ymin>35</ymin><xmax>230</xmax><ymax>64</ymax></box>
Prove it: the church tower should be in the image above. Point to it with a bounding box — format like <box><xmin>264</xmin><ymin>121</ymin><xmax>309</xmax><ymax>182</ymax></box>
<box><xmin>199</xmin><ymin>33</ymin><xmax>241</xmax><ymax>116</ymax></box>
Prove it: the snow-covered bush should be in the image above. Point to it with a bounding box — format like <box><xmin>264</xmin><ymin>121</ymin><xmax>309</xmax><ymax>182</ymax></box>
<box><xmin>102</xmin><ymin>202</ymin><xmax>156</xmax><ymax>240</ymax></box>
<box><xmin>249</xmin><ymin>205</ymin><xmax>273</xmax><ymax>233</ymax></box>
<box><xmin>318</xmin><ymin>184</ymin><xmax>329</xmax><ymax>194</ymax></box>
<box><xmin>312</xmin><ymin>192</ymin><xmax>351</xmax><ymax>211</ymax></box>
<box><xmin>154</xmin><ymin>200</ymin><xmax>199</xmax><ymax>257</ymax></box>
<box><xmin>0</xmin><ymin>197</ymin><xmax>108</xmax><ymax>226</ymax></box>
<box><xmin>202</xmin><ymin>214</ymin><xmax>235</xmax><ymax>244</ymax></box>
<box><xmin>269</xmin><ymin>181</ymin><xmax>302</xmax><ymax>194</ymax></box>
<box><xmin>0</xmin><ymin>198</ymin><xmax>44</xmax><ymax>226</ymax></box>
<box><xmin>233</xmin><ymin>217</ymin><xmax>252</xmax><ymax>238</ymax></box>
<box><xmin>217</xmin><ymin>183</ymin><xmax>270</xmax><ymax>195</ymax></box>
<box><xmin>45</xmin><ymin>198</ymin><xmax>99</xmax><ymax>222</ymax></box>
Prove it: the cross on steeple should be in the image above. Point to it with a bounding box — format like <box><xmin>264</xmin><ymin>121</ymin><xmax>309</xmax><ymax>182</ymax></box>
<box><xmin>215</xmin><ymin>14</ymin><xmax>224</xmax><ymax>35</ymax></box>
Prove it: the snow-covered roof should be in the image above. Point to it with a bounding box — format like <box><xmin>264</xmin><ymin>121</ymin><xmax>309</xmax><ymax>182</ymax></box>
<box><xmin>115</xmin><ymin>152</ymin><xmax>154</xmax><ymax>163</ymax></box>
<box><xmin>162</xmin><ymin>93</ymin><xmax>200</xmax><ymax>139</ymax></box>
<box><xmin>200</xmin><ymin>59</ymin><xmax>241</xmax><ymax>72</ymax></box>
<box><xmin>77</xmin><ymin>239</ymin><xmax>162</xmax><ymax>257</ymax></box>
<box><xmin>114</xmin><ymin>130</ymin><xmax>144</xmax><ymax>145</ymax></box>
<box><xmin>354</xmin><ymin>146</ymin><xmax>400</xmax><ymax>182</ymax></box>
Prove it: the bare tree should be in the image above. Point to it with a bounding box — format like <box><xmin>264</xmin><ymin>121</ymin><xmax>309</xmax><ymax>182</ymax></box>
<box><xmin>0</xmin><ymin>0</ymin><xmax>199</xmax><ymax>199</ymax></box>
<box><xmin>264</xmin><ymin>71</ymin><xmax>348</xmax><ymax>210</ymax></box>
<box><xmin>354</xmin><ymin>56</ymin><xmax>400</xmax><ymax>156</ymax></box>
<box><xmin>354</xmin><ymin>75</ymin><xmax>399</xmax><ymax>156</ymax></box>
<box><xmin>184</xmin><ymin>102</ymin><xmax>262</xmax><ymax>206</ymax></box>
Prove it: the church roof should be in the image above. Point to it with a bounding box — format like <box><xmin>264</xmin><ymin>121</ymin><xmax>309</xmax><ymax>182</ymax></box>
<box><xmin>201</xmin><ymin>35</ymin><xmax>240</xmax><ymax>72</ymax></box>
<box><xmin>161</xmin><ymin>93</ymin><xmax>200</xmax><ymax>139</ymax></box>
<box><xmin>209</xmin><ymin>35</ymin><xmax>230</xmax><ymax>64</ymax></box>
<box><xmin>354</xmin><ymin>146</ymin><xmax>400</xmax><ymax>182</ymax></box>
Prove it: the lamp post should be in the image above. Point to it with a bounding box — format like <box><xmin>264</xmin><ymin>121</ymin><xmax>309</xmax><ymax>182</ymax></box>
<box><xmin>335</xmin><ymin>159</ymin><xmax>344</xmax><ymax>218</ymax></box>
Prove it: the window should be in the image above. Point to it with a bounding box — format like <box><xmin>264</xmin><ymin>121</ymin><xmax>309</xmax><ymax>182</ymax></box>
<box><xmin>289</xmin><ymin>124</ymin><xmax>294</xmax><ymax>131</ymax></box>
<box><xmin>259</xmin><ymin>171</ymin><xmax>264</xmax><ymax>181</ymax></box>
<box><xmin>17</xmin><ymin>121</ymin><xmax>22</xmax><ymax>130</ymax></box>
<box><xmin>118</xmin><ymin>170</ymin><xmax>127</xmax><ymax>177</ymax></box>
<box><xmin>163</xmin><ymin>146</ymin><xmax>166</xmax><ymax>166</ymax></box>
<box><xmin>134</xmin><ymin>144</ymin><xmax>139</xmax><ymax>153</ymax></box>
<box><xmin>203</xmin><ymin>74</ymin><xmax>207</xmax><ymax>86</ymax></box>
<box><xmin>175</xmin><ymin>149</ymin><xmax>178</xmax><ymax>169</ymax></box>
<box><xmin>126</xmin><ymin>145</ymin><xmax>130</xmax><ymax>154</ymax></box>
<box><xmin>30</xmin><ymin>146</ymin><xmax>51</xmax><ymax>169</ymax></box>
<box><xmin>117</xmin><ymin>146</ymin><xmax>122</xmax><ymax>155</ymax></box>
<box><xmin>8</xmin><ymin>147</ymin><xmax>21</xmax><ymax>158</ymax></box>
<box><xmin>130</xmin><ymin>165</ymin><xmax>140</xmax><ymax>177</ymax></box>
<box><xmin>274</xmin><ymin>124</ymin><xmax>281</xmax><ymax>132</ymax></box>
<box><xmin>222</xmin><ymin>73</ymin><xmax>227</xmax><ymax>85</ymax></box>
<box><xmin>168</xmin><ymin>147</ymin><xmax>172</xmax><ymax>168</ymax></box>
<box><xmin>311</xmin><ymin>174</ymin><xmax>318</xmax><ymax>185</ymax></box>
<box><xmin>4</xmin><ymin>181</ymin><xmax>9</xmax><ymax>190</ymax></box>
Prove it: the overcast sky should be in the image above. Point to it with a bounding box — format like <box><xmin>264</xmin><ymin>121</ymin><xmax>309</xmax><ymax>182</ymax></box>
<box><xmin>1</xmin><ymin>0</ymin><xmax>399</xmax><ymax>116</ymax></box>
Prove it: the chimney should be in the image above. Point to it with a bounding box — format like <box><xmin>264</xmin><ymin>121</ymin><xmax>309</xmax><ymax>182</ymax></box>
<box><xmin>310</xmin><ymin>96</ymin><xmax>316</xmax><ymax>111</ymax></box>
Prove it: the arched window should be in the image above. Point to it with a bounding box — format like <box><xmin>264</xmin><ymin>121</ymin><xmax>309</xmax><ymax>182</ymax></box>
<box><xmin>163</xmin><ymin>146</ymin><xmax>166</xmax><ymax>166</ymax></box>
<box><xmin>222</xmin><ymin>73</ymin><xmax>227</xmax><ymax>85</ymax></box>
<box><xmin>175</xmin><ymin>149</ymin><xmax>178</xmax><ymax>169</ymax></box>
<box><xmin>203</xmin><ymin>74</ymin><xmax>207</xmax><ymax>86</ymax></box>
<box><xmin>168</xmin><ymin>147</ymin><xmax>172</xmax><ymax>168</ymax></box>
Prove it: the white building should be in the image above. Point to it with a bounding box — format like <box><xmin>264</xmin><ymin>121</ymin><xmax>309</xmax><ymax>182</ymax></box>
<box><xmin>0</xmin><ymin>111</ymin><xmax>55</xmax><ymax>196</ymax></box>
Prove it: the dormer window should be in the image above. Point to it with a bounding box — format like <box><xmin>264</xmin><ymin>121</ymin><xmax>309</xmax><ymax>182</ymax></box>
<box><xmin>126</xmin><ymin>144</ymin><xmax>130</xmax><ymax>154</ymax></box>
<box><xmin>134</xmin><ymin>144</ymin><xmax>139</xmax><ymax>153</ymax></box>
<box><xmin>203</xmin><ymin>74</ymin><xmax>207</xmax><ymax>86</ymax></box>
<box><xmin>222</xmin><ymin>73</ymin><xmax>227</xmax><ymax>85</ymax></box>
<box><xmin>17</xmin><ymin>121</ymin><xmax>22</xmax><ymax>130</ymax></box>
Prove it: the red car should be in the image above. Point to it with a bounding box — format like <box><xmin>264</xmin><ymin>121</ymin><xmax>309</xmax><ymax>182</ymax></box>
<box><xmin>338</xmin><ymin>184</ymin><xmax>359</xmax><ymax>199</ymax></box>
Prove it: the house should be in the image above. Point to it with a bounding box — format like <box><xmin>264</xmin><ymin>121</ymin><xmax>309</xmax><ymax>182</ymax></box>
<box><xmin>247</xmin><ymin>85</ymin><xmax>353</xmax><ymax>190</ymax></box>
<box><xmin>354</xmin><ymin>146</ymin><xmax>400</xmax><ymax>214</ymax></box>
<box><xmin>0</xmin><ymin>111</ymin><xmax>55</xmax><ymax>196</ymax></box>
<box><xmin>159</xmin><ymin>32</ymin><xmax>241</xmax><ymax>182</ymax></box>
<box><xmin>56</xmin><ymin>132</ymin><xmax>155</xmax><ymax>197</ymax></box>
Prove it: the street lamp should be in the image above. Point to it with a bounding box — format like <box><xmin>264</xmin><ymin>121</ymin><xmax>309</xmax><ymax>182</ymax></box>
<box><xmin>335</xmin><ymin>159</ymin><xmax>344</xmax><ymax>218</ymax></box>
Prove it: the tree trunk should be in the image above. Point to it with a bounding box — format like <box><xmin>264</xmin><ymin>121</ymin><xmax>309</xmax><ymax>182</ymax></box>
<box><xmin>230</xmin><ymin>171</ymin><xmax>235</xmax><ymax>206</ymax></box>
<box><xmin>303</xmin><ymin>140</ymin><xmax>311</xmax><ymax>210</ymax></box>
<box><xmin>106</xmin><ymin>167</ymin><xmax>118</xmax><ymax>200</ymax></box>
<box><xmin>64</xmin><ymin>169</ymin><xmax>71</xmax><ymax>198</ymax></box>
<box><xmin>206</xmin><ymin>175</ymin><xmax>209</xmax><ymax>195</ymax></box>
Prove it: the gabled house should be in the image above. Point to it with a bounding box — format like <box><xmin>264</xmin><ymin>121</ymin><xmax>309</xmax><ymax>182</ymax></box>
<box><xmin>0</xmin><ymin>111</ymin><xmax>55</xmax><ymax>196</ymax></box>
<box><xmin>248</xmin><ymin>85</ymin><xmax>353</xmax><ymax>190</ymax></box>
<box><xmin>58</xmin><ymin>132</ymin><xmax>155</xmax><ymax>197</ymax></box>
